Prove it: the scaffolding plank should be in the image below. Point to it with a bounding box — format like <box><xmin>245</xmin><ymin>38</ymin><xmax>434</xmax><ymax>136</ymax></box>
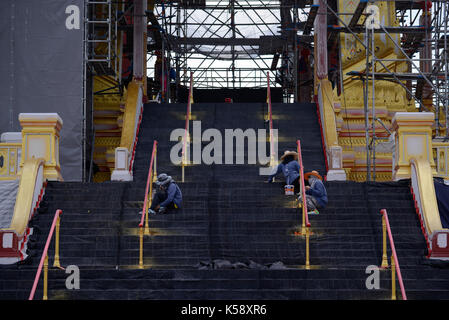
<box><xmin>271</xmin><ymin>52</ymin><xmax>280</xmax><ymax>71</ymax></box>
<box><xmin>347</xmin><ymin>71</ymin><xmax>428</xmax><ymax>81</ymax></box>
<box><xmin>158</xmin><ymin>0</ymin><xmax>206</xmax><ymax>9</ymax></box>
<box><xmin>331</xmin><ymin>25</ymin><xmax>431</xmax><ymax>34</ymax></box>
<box><xmin>348</xmin><ymin>0</ymin><xmax>368</xmax><ymax>29</ymax></box>
<box><xmin>395</xmin><ymin>1</ymin><xmax>424</xmax><ymax>10</ymax></box>
<box><xmin>167</xmin><ymin>35</ymin><xmax>313</xmax><ymax>48</ymax></box>
<box><xmin>303</xmin><ymin>4</ymin><xmax>319</xmax><ymax>35</ymax></box>
<box><xmin>402</xmin><ymin>32</ymin><xmax>425</xmax><ymax>56</ymax></box>
<box><xmin>416</xmin><ymin>79</ymin><xmax>425</xmax><ymax>100</ymax></box>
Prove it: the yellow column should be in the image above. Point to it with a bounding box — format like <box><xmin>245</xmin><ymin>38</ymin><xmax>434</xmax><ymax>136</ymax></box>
<box><xmin>139</xmin><ymin>227</ymin><xmax>144</xmax><ymax>269</ymax></box>
<box><xmin>305</xmin><ymin>227</ymin><xmax>310</xmax><ymax>270</ymax></box>
<box><xmin>381</xmin><ymin>215</ymin><xmax>389</xmax><ymax>268</ymax></box>
<box><xmin>392</xmin><ymin>112</ymin><xmax>436</xmax><ymax>180</ymax></box>
<box><xmin>391</xmin><ymin>254</ymin><xmax>396</xmax><ymax>300</ymax></box>
<box><xmin>53</xmin><ymin>215</ymin><xmax>61</xmax><ymax>268</ymax></box>
<box><xmin>18</xmin><ymin>113</ymin><xmax>63</xmax><ymax>181</ymax></box>
<box><xmin>43</xmin><ymin>255</ymin><xmax>49</xmax><ymax>300</ymax></box>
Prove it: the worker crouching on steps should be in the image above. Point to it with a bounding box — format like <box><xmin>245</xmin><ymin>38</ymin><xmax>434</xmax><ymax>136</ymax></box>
<box><xmin>267</xmin><ymin>150</ymin><xmax>301</xmax><ymax>193</ymax></box>
<box><xmin>298</xmin><ymin>170</ymin><xmax>327</xmax><ymax>215</ymax></box>
<box><xmin>148</xmin><ymin>173</ymin><xmax>182</xmax><ymax>214</ymax></box>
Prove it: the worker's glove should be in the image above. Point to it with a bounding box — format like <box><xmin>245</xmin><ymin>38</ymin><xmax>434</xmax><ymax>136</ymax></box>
<box><xmin>158</xmin><ymin>206</ymin><xmax>167</xmax><ymax>214</ymax></box>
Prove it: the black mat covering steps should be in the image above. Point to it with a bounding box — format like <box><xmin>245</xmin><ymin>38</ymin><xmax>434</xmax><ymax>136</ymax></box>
<box><xmin>2</xmin><ymin>103</ymin><xmax>449</xmax><ymax>300</ymax></box>
<box><xmin>434</xmin><ymin>178</ymin><xmax>449</xmax><ymax>229</ymax></box>
<box><xmin>195</xmin><ymin>259</ymin><xmax>288</xmax><ymax>270</ymax></box>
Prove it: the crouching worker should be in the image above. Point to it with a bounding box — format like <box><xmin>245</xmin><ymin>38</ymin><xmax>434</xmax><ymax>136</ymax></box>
<box><xmin>148</xmin><ymin>173</ymin><xmax>182</xmax><ymax>214</ymax></box>
<box><xmin>298</xmin><ymin>170</ymin><xmax>327</xmax><ymax>215</ymax></box>
<box><xmin>267</xmin><ymin>150</ymin><xmax>301</xmax><ymax>193</ymax></box>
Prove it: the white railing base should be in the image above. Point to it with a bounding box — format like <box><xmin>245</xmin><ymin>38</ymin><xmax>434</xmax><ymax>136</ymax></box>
<box><xmin>326</xmin><ymin>169</ymin><xmax>347</xmax><ymax>181</ymax></box>
<box><xmin>111</xmin><ymin>170</ymin><xmax>133</xmax><ymax>181</ymax></box>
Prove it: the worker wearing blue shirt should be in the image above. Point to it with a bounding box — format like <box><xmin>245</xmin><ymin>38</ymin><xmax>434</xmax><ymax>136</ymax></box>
<box><xmin>149</xmin><ymin>173</ymin><xmax>182</xmax><ymax>214</ymax></box>
<box><xmin>300</xmin><ymin>170</ymin><xmax>327</xmax><ymax>214</ymax></box>
<box><xmin>267</xmin><ymin>150</ymin><xmax>301</xmax><ymax>193</ymax></box>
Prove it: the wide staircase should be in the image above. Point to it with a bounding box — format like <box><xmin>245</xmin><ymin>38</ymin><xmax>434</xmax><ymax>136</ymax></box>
<box><xmin>1</xmin><ymin>102</ymin><xmax>449</xmax><ymax>300</ymax></box>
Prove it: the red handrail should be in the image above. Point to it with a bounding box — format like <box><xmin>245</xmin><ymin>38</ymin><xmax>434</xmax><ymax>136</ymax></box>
<box><xmin>380</xmin><ymin>209</ymin><xmax>407</xmax><ymax>300</ymax></box>
<box><xmin>29</xmin><ymin>209</ymin><xmax>62</xmax><ymax>300</ymax></box>
<box><xmin>181</xmin><ymin>72</ymin><xmax>194</xmax><ymax>166</ymax></box>
<box><xmin>129</xmin><ymin>105</ymin><xmax>144</xmax><ymax>173</ymax></box>
<box><xmin>139</xmin><ymin>140</ymin><xmax>158</xmax><ymax>227</ymax></box>
<box><xmin>297</xmin><ymin>140</ymin><xmax>311</xmax><ymax>228</ymax></box>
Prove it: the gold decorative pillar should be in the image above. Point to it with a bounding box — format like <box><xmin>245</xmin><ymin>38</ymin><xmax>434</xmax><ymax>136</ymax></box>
<box><xmin>0</xmin><ymin>132</ymin><xmax>22</xmax><ymax>180</ymax></box>
<box><xmin>392</xmin><ymin>112</ymin><xmax>436</xmax><ymax>180</ymax></box>
<box><xmin>19</xmin><ymin>113</ymin><xmax>63</xmax><ymax>181</ymax></box>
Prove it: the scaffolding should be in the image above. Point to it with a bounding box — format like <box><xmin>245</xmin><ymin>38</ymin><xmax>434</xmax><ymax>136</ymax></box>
<box><xmin>147</xmin><ymin>0</ymin><xmax>317</xmax><ymax>102</ymax></box>
<box><xmin>80</xmin><ymin>1</ymin><xmax>449</xmax><ymax>181</ymax></box>
<box><xmin>326</xmin><ymin>0</ymin><xmax>449</xmax><ymax>181</ymax></box>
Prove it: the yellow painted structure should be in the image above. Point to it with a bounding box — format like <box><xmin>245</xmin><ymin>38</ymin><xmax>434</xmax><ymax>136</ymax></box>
<box><xmin>0</xmin><ymin>157</ymin><xmax>45</xmax><ymax>251</ymax></box>
<box><xmin>331</xmin><ymin>0</ymin><xmax>416</xmax><ymax>181</ymax></box>
<box><xmin>391</xmin><ymin>112</ymin><xmax>436</xmax><ymax>180</ymax></box>
<box><xmin>432</xmin><ymin>140</ymin><xmax>449</xmax><ymax>180</ymax></box>
<box><xmin>318</xmin><ymin>79</ymin><xmax>339</xmax><ymax>149</ymax></box>
<box><xmin>0</xmin><ymin>143</ymin><xmax>21</xmax><ymax>180</ymax></box>
<box><xmin>92</xmin><ymin>75</ymin><xmax>126</xmax><ymax>182</ymax></box>
<box><xmin>391</xmin><ymin>113</ymin><xmax>449</xmax><ymax>250</ymax></box>
<box><xmin>8</xmin><ymin>158</ymin><xmax>45</xmax><ymax>236</ymax></box>
<box><xmin>120</xmin><ymin>81</ymin><xmax>143</xmax><ymax>152</ymax></box>
<box><xmin>410</xmin><ymin>158</ymin><xmax>445</xmax><ymax>237</ymax></box>
<box><xmin>19</xmin><ymin>113</ymin><xmax>63</xmax><ymax>181</ymax></box>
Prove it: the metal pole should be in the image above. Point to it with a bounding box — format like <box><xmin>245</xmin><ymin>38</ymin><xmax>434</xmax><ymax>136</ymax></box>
<box><xmin>43</xmin><ymin>255</ymin><xmax>48</xmax><ymax>300</ymax></box>
<box><xmin>9</xmin><ymin>2</ymin><xmax>15</xmax><ymax>132</ymax></box>
<box><xmin>364</xmin><ymin>24</ymin><xmax>371</xmax><ymax>182</ymax></box>
<box><xmin>435</xmin><ymin>2</ymin><xmax>441</xmax><ymax>135</ymax></box>
<box><xmin>444</xmin><ymin>2</ymin><xmax>449</xmax><ymax>138</ymax></box>
<box><xmin>231</xmin><ymin>0</ymin><xmax>236</xmax><ymax>90</ymax></box>
<box><xmin>294</xmin><ymin>3</ymin><xmax>298</xmax><ymax>102</ymax></box>
<box><xmin>371</xmin><ymin>24</ymin><xmax>376</xmax><ymax>182</ymax></box>
<box><xmin>381</xmin><ymin>215</ymin><xmax>388</xmax><ymax>268</ymax></box>
<box><xmin>162</xmin><ymin>33</ymin><xmax>165</xmax><ymax>102</ymax></box>
<box><xmin>391</xmin><ymin>254</ymin><xmax>396</xmax><ymax>300</ymax></box>
<box><xmin>138</xmin><ymin>227</ymin><xmax>144</xmax><ymax>269</ymax></box>
<box><xmin>305</xmin><ymin>227</ymin><xmax>310</xmax><ymax>270</ymax></box>
<box><xmin>82</xmin><ymin>1</ymin><xmax>88</xmax><ymax>182</ymax></box>
<box><xmin>144</xmin><ymin>179</ymin><xmax>151</xmax><ymax>235</ymax></box>
<box><xmin>108</xmin><ymin>0</ymin><xmax>112</xmax><ymax>68</ymax></box>
<box><xmin>53</xmin><ymin>215</ymin><xmax>61</xmax><ymax>268</ymax></box>
<box><xmin>175</xmin><ymin>4</ymin><xmax>181</xmax><ymax>102</ymax></box>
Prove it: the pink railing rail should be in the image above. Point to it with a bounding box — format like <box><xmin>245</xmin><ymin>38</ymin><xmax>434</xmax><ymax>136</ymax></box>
<box><xmin>139</xmin><ymin>140</ymin><xmax>158</xmax><ymax>228</ymax></box>
<box><xmin>297</xmin><ymin>140</ymin><xmax>311</xmax><ymax>229</ymax></box>
<box><xmin>380</xmin><ymin>209</ymin><xmax>407</xmax><ymax>300</ymax></box>
<box><xmin>182</xmin><ymin>73</ymin><xmax>193</xmax><ymax>158</ymax></box>
<box><xmin>28</xmin><ymin>209</ymin><xmax>62</xmax><ymax>300</ymax></box>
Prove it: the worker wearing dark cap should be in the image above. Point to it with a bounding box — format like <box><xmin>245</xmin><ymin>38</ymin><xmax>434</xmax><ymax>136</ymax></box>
<box><xmin>149</xmin><ymin>173</ymin><xmax>182</xmax><ymax>214</ymax></box>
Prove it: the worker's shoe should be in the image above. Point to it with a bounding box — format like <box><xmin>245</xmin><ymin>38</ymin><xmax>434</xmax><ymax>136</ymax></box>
<box><xmin>308</xmin><ymin>209</ymin><xmax>319</xmax><ymax>215</ymax></box>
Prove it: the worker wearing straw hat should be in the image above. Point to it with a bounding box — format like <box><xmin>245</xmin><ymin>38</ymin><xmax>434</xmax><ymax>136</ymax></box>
<box><xmin>298</xmin><ymin>170</ymin><xmax>328</xmax><ymax>215</ymax></box>
<box><xmin>267</xmin><ymin>150</ymin><xmax>301</xmax><ymax>193</ymax></box>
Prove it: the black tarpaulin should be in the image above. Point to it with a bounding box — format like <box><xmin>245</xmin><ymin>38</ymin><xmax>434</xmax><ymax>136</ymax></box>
<box><xmin>434</xmin><ymin>180</ymin><xmax>449</xmax><ymax>229</ymax></box>
<box><xmin>0</xmin><ymin>0</ymin><xmax>84</xmax><ymax>181</ymax></box>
